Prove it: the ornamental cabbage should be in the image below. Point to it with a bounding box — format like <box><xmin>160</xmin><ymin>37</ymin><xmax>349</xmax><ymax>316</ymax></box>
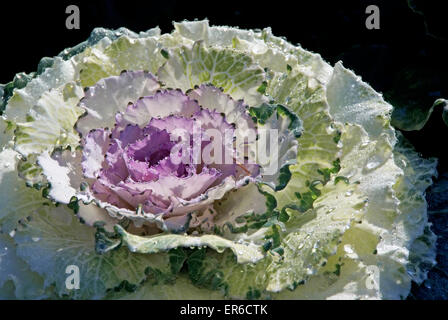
<box><xmin>0</xmin><ymin>20</ymin><xmax>439</xmax><ymax>300</ymax></box>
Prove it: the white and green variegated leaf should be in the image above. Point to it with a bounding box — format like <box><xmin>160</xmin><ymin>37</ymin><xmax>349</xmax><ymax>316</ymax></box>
<box><xmin>103</xmin><ymin>36</ymin><xmax>166</xmax><ymax>75</ymax></box>
<box><xmin>274</xmin><ymin>111</ymin><xmax>436</xmax><ymax>299</ymax></box>
<box><xmin>4</xmin><ymin>58</ymin><xmax>79</xmax><ymax>125</ymax></box>
<box><xmin>0</xmin><ymin>116</ymin><xmax>14</xmax><ymax>149</ymax></box>
<box><xmin>158</xmin><ymin>41</ymin><xmax>267</xmax><ymax>106</ymax></box>
<box><xmin>232</xmin><ymin>36</ymin><xmax>298</xmax><ymax>74</ymax></box>
<box><xmin>14</xmin><ymin>82</ymin><xmax>84</xmax><ymax>156</ymax></box>
<box><xmin>259</xmin><ymin>27</ymin><xmax>333</xmax><ymax>84</ymax></box>
<box><xmin>174</xmin><ymin>20</ymin><xmax>297</xmax><ymax>74</ymax></box>
<box><xmin>265</xmin><ymin>66</ymin><xmax>341</xmax><ymax>209</ymax></box>
<box><xmin>14</xmin><ymin>203</ymin><xmax>171</xmax><ymax>299</ymax></box>
<box><xmin>266</xmin><ymin>182</ymin><xmax>366</xmax><ymax>292</ymax></box>
<box><xmin>212</xmin><ymin>183</ymin><xmax>272</xmax><ymax>238</ymax></box>
<box><xmin>327</xmin><ymin>63</ymin><xmax>395</xmax><ymax>142</ymax></box>
<box><xmin>324</xmin><ymin>63</ymin><xmax>436</xmax><ymax>298</ymax></box>
<box><xmin>172</xmin><ymin>20</ymin><xmax>333</xmax><ymax>84</ymax></box>
<box><xmin>74</xmin><ymin>29</ymin><xmax>188</xmax><ymax>88</ymax></box>
<box><xmin>248</xmin><ymin>103</ymin><xmax>302</xmax><ymax>190</ymax></box>
<box><xmin>272</xmin><ymin>124</ymin><xmax>398</xmax><ymax>300</ymax></box>
<box><xmin>323</xmin><ymin>123</ymin><xmax>405</xmax><ymax>299</ymax></box>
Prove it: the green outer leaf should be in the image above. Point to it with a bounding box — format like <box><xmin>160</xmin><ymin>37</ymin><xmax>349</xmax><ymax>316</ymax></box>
<box><xmin>334</xmin><ymin>123</ymin><xmax>406</xmax><ymax>299</ymax></box>
<box><xmin>169</xmin><ymin>248</ymin><xmax>188</xmax><ymax>275</ymax></box>
<box><xmin>168</xmin><ymin>249</ymin><xmax>273</xmax><ymax>299</ymax></box>
<box><xmin>326</xmin><ymin>62</ymin><xmax>406</xmax><ymax>299</ymax></box>
<box><xmin>4</xmin><ymin>58</ymin><xmax>79</xmax><ymax>126</ymax></box>
<box><xmin>14</xmin><ymin>203</ymin><xmax>171</xmax><ymax>299</ymax></box>
<box><xmin>0</xmin><ymin>149</ymin><xmax>50</xmax><ymax>234</ymax></box>
<box><xmin>391</xmin><ymin>97</ymin><xmax>436</xmax><ymax>131</ymax></box>
<box><xmin>186</xmin><ymin>248</ymin><xmax>227</xmax><ymax>293</ymax></box>
<box><xmin>115</xmin><ymin>225</ymin><xmax>264</xmax><ymax>264</ymax></box>
<box><xmin>108</xmin><ymin>274</ymin><xmax>225</xmax><ymax>300</ymax></box>
<box><xmin>272</xmin><ymin>125</ymin><xmax>391</xmax><ymax>299</ymax></box>
<box><xmin>0</xmin><ymin>233</ymin><xmax>48</xmax><ymax>299</ymax></box>
<box><xmin>273</xmin><ymin>108</ymin><xmax>435</xmax><ymax>299</ymax></box>
<box><xmin>266</xmin><ymin>182</ymin><xmax>366</xmax><ymax>292</ymax></box>
<box><xmin>265</xmin><ymin>66</ymin><xmax>341</xmax><ymax>209</ymax></box>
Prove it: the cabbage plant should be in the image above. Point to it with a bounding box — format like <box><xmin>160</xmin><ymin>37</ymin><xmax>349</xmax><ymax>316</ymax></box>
<box><xmin>0</xmin><ymin>20</ymin><xmax>439</xmax><ymax>300</ymax></box>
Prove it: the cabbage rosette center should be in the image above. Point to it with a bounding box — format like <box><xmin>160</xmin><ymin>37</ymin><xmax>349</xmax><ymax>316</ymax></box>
<box><xmin>75</xmin><ymin>77</ymin><xmax>266</xmax><ymax>233</ymax></box>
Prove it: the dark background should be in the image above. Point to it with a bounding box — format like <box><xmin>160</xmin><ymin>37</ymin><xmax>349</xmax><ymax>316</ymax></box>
<box><xmin>1</xmin><ymin>0</ymin><xmax>448</xmax><ymax>299</ymax></box>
